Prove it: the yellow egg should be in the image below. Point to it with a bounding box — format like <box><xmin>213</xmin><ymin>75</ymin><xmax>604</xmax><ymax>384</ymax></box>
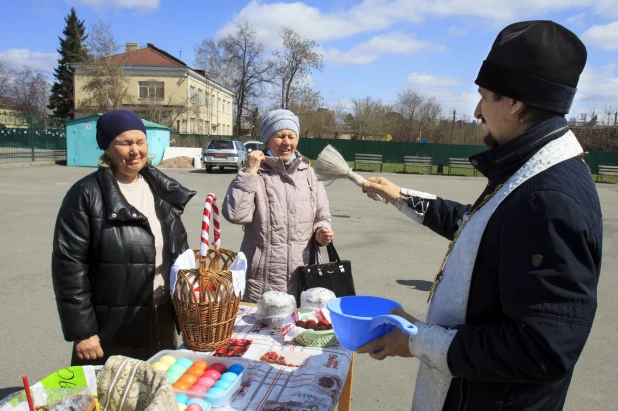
<box><xmin>152</xmin><ymin>362</ymin><xmax>169</xmax><ymax>372</ymax></box>
<box><xmin>160</xmin><ymin>355</ymin><xmax>177</xmax><ymax>366</ymax></box>
<box><xmin>177</xmin><ymin>403</ymin><xmax>187</xmax><ymax>411</ymax></box>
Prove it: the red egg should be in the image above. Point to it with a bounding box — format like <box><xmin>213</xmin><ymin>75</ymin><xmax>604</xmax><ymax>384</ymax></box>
<box><xmin>186</xmin><ymin>404</ymin><xmax>203</xmax><ymax>411</ymax></box>
<box><xmin>207</xmin><ymin>363</ymin><xmax>228</xmax><ymax>374</ymax></box>
<box><xmin>194</xmin><ymin>376</ymin><xmax>215</xmax><ymax>389</ymax></box>
<box><xmin>202</xmin><ymin>369</ymin><xmax>221</xmax><ymax>381</ymax></box>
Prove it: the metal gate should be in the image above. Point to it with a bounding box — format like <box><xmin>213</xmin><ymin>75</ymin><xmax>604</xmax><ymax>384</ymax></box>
<box><xmin>0</xmin><ymin>111</ymin><xmax>67</xmax><ymax>164</ymax></box>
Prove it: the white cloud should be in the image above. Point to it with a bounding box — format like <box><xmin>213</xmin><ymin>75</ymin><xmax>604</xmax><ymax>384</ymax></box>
<box><xmin>447</xmin><ymin>25</ymin><xmax>468</xmax><ymax>36</ymax></box>
<box><xmin>582</xmin><ymin>21</ymin><xmax>618</xmax><ymax>50</ymax></box>
<box><xmin>407</xmin><ymin>72</ymin><xmax>462</xmax><ymax>87</ymax></box>
<box><xmin>573</xmin><ymin>65</ymin><xmax>618</xmax><ymax>105</ymax></box>
<box><xmin>324</xmin><ymin>33</ymin><xmax>445</xmax><ymax>66</ymax></box>
<box><xmin>218</xmin><ymin>0</ymin><xmax>618</xmax><ymax>51</ymax></box>
<box><xmin>72</xmin><ymin>0</ymin><xmax>159</xmax><ymax>11</ymax></box>
<box><xmin>0</xmin><ymin>49</ymin><xmax>59</xmax><ymax>73</ymax></box>
<box><xmin>566</xmin><ymin>12</ymin><xmax>587</xmax><ymax>26</ymax></box>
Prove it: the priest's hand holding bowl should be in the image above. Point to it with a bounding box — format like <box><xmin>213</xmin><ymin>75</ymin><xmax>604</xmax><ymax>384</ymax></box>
<box><xmin>356</xmin><ymin>307</ymin><xmax>420</xmax><ymax>360</ymax></box>
<box><xmin>362</xmin><ymin>177</ymin><xmax>402</xmax><ymax>204</ymax></box>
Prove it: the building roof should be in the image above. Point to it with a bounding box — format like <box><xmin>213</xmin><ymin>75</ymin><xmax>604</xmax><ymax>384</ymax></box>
<box><xmin>110</xmin><ymin>44</ymin><xmax>187</xmax><ymax>67</ymax></box>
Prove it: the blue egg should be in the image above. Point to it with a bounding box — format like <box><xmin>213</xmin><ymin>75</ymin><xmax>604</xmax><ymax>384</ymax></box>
<box><xmin>168</xmin><ymin>364</ymin><xmax>186</xmax><ymax>375</ymax></box>
<box><xmin>187</xmin><ymin>398</ymin><xmax>209</xmax><ymax>409</ymax></box>
<box><xmin>213</xmin><ymin>380</ymin><xmax>231</xmax><ymax>390</ymax></box>
<box><xmin>227</xmin><ymin>364</ymin><xmax>244</xmax><ymax>375</ymax></box>
<box><xmin>175</xmin><ymin>393</ymin><xmax>189</xmax><ymax>404</ymax></box>
<box><xmin>220</xmin><ymin>372</ymin><xmax>236</xmax><ymax>382</ymax></box>
<box><xmin>176</xmin><ymin>358</ymin><xmax>193</xmax><ymax>369</ymax></box>
<box><xmin>206</xmin><ymin>387</ymin><xmax>226</xmax><ymax>396</ymax></box>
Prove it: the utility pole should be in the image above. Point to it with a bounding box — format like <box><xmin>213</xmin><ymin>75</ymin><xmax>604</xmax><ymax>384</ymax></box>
<box><xmin>450</xmin><ymin>109</ymin><xmax>456</xmax><ymax>143</ymax></box>
<box><xmin>179</xmin><ymin>51</ymin><xmax>182</xmax><ymax>60</ymax></box>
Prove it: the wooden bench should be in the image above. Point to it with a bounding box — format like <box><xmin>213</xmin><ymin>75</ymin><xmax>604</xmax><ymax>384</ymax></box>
<box><xmin>448</xmin><ymin>158</ymin><xmax>478</xmax><ymax>177</ymax></box>
<box><xmin>354</xmin><ymin>153</ymin><xmax>383</xmax><ymax>172</ymax></box>
<box><xmin>403</xmin><ymin>156</ymin><xmax>433</xmax><ymax>174</ymax></box>
<box><xmin>597</xmin><ymin>165</ymin><xmax>618</xmax><ymax>182</ymax></box>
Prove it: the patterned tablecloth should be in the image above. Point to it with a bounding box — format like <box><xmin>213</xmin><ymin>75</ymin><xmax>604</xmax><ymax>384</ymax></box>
<box><xmin>178</xmin><ymin>304</ymin><xmax>353</xmax><ymax>411</ymax></box>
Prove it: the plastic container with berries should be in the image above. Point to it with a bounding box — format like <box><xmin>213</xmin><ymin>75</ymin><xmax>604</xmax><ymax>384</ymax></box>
<box><xmin>281</xmin><ymin>309</ymin><xmax>339</xmax><ymax>347</ymax></box>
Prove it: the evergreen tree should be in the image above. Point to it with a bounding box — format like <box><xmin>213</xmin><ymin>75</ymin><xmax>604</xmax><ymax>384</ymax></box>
<box><xmin>48</xmin><ymin>7</ymin><xmax>87</xmax><ymax>119</ymax></box>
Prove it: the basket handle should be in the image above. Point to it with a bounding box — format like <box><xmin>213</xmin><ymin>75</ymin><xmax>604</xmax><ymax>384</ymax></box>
<box><xmin>200</xmin><ymin>193</ymin><xmax>221</xmax><ymax>257</ymax></box>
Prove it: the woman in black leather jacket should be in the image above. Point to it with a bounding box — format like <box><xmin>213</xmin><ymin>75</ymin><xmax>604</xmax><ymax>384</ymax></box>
<box><xmin>52</xmin><ymin>110</ymin><xmax>196</xmax><ymax>365</ymax></box>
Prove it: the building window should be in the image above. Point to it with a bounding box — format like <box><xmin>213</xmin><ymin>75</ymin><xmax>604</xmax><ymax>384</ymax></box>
<box><xmin>197</xmin><ymin>120</ymin><xmax>203</xmax><ymax>134</ymax></box>
<box><xmin>138</xmin><ymin>81</ymin><xmax>164</xmax><ymax>100</ymax></box>
<box><xmin>190</xmin><ymin>118</ymin><xmax>196</xmax><ymax>134</ymax></box>
<box><xmin>212</xmin><ymin>124</ymin><xmax>217</xmax><ymax>134</ymax></box>
<box><xmin>190</xmin><ymin>87</ymin><xmax>196</xmax><ymax>104</ymax></box>
<box><xmin>218</xmin><ymin>98</ymin><xmax>222</xmax><ymax>112</ymax></box>
<box><xmin>228</xmin><ymin>101</ymin><xmax>231</xmax><ymax>114</ymax></box>
<box><xmin>198</xmin><ymin>89</ymin><xmax>203</xmax><ymax>105</ymax></box>
<box><xmin>181</xmin><ymin>120</ymin><xmax>187</xmax><ymax>133</ymax></box>
<box><xmin>211</xmin><ymin>95</ymin><xmax>215</xmax><ymax>110</ymax></box>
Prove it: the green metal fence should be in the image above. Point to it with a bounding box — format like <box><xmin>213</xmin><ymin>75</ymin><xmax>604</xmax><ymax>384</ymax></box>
<box><xmin>170</xmin><ymin>133</ymin><xmax>618</xmax><ymax>175</ymax></box>
<box><xmin>0</xmin><ymin>111</ymin><xmax>67</xmax><ymax>164</ymax></box>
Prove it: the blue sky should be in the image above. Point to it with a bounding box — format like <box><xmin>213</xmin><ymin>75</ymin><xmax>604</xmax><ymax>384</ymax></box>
<box><xmin>2</xmin><ymin>0</ymin><xmax>618</xmax><ymax>120</ymax></box>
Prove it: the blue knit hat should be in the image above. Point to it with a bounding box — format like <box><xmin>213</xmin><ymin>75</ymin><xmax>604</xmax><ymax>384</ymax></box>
<box><xmin>96</xmin><ymin>110</ymin><xmax>147</xmax><ymax>150</ymax></box>
<box><xmin>259</xmin><ymin>109</ymin><xmax>300</xmax><ymax>144</ymax></box>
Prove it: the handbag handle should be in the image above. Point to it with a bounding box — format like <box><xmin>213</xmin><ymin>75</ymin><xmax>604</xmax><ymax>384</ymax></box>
<box><xmin>200</xmin><ymin>193</ymin><xmax>221</xmax><ymax>257</ymax></box>
<box><xmin>309</xmin><ymin>229</ymin><xmax>341</xmax><ymax>264</ymax></box>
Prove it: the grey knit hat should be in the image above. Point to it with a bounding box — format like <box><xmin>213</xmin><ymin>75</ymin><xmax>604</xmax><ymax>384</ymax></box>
<box><xmin>259</xmin><ymin>109</ymin><xmax>300</xmax><ymax>144</ymax></box>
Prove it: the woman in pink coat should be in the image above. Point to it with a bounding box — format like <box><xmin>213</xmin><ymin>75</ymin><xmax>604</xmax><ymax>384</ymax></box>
<box><xmin>222</xmin><ymin>109</ymin><xmax>334</xmax><ymax>303</ymax></box>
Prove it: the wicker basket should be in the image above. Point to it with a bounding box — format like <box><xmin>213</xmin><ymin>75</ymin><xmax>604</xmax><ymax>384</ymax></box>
<box><xmin>172</xmin><ymin>193</ymin><xmax>241</xmax><ymax>351</ymax></box>
<box><xmin>173</xmin><ymin>248</ymin><xmax>240</xmax><ymax>351</ymax></box>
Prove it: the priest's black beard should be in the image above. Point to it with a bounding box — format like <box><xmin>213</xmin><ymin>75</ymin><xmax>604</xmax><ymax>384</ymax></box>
<box><xmin>483</xmin><ymin>133</ymin><xmax>499</xmax><ymax>148</ymax></box>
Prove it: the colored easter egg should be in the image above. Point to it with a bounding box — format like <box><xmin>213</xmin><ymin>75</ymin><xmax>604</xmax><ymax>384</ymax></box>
<box><xmin>172</xmin><ymin>381</ymin><xmax>190</xmax><ymax>391</ymax></box>
<box><xmin>207</xmin><ymin>363</ymin><xmax>227</xmax><ymax>374</ymax></box>
<box><xmin>179</xmin><ymin>375</ymin><xmax>197</xmax><ymax>386</ymax></box>
<box><xmin>193</xmin><ymin>360</ymin><xmax>208</xmax><ymax>370</ymax></box>
<box><xmin>187</xmin><ymin>385</ymin><xmax>208</xmax><ymax>399</ymax></box>
<box><xmin>160</xmin><ymin>355</ymin><xmax>177</xmax><ymax>366</ymax></box>
<box><xmin>186</xmin><ymin>404</ymin><xmax>202</xmax><ymax>411</ymax></box>
<box><xmin>176</xmin><ymin>358</ymin><xmax>193</xmax><ymax>369</ymax></box>
<box><xmin>175</xmin><ymin>393</ymin><xmax>189</xmax><ymax>404</ymax></box>
<box><xmin>185</xmin><ymin>367</ymin><xmax>204</xmax><ymax>378</ymax></box>
<box><xmin>213</xmin><ymin>380</ymin><xmax>231</xmax><ymax>390</ymax></box>
<box><xmin>177</xmin><ymin>403</ymin><xmax>187</xmax><ymax>411</ymax></box>
<box><xmin>152</xmin><ymin>362</ymin><xmax>169</xmax><ymax>372</ymax></box>
<box><xmin>168</xmin><ymin>364</ymin><xmax>186</xmax><ymax>375</ymax></box>
<box><xmin>167</xmin><ymin>372</ymin><xmax>182</xmax><ymax>384</ymax></box>
<box><xmin>220</xmin><ymin>372</ymin><xmax>236</xmax><ymax>382</ymax></box>
<box><xmin>206</xmin><ymin>387</ymin><xmax>226</xmax><ymax>396</ymax></box>
<box><xmin>202</xmin><ymin>370</ymin><xmax>221</xmax><ymax>381</ymax></box>
<box><xmin>187</xmin><ymin>398</ymin><xmax>209</xmax><ymax>410</ymax></box>
<box><xmin>227</xmin><ymin>364</ymin><xmax>244</xmax><ymax>375</ymax></box>
<box><xmin>194</xmin><ymin>377</ymin><xmax>215</xmax><ymax>389</ymax></box>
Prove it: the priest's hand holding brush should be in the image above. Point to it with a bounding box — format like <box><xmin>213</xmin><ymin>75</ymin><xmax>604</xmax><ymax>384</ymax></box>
<box><xmin>361</xmin><ymin>177</ymin><xmax>402</xmax><ymax>204</ymax></box>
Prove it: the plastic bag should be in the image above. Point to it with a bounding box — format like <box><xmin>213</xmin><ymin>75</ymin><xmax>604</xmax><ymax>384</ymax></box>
<box><xmin>0</xmin><ymin>386</ymin><xmax>96</xmax><ymax>411</ymax></box>
<box><xmin>256</xmin><ymin>291</ymin><xmax>297</xmax><ymax>328</ymax></box>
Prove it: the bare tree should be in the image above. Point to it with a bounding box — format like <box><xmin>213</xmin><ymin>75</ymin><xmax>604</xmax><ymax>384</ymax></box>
<box><xmin>275</xmin><ymin>27</ymin><xmax>323</xmax><ymax>110</ymax></box>
<box><xmin>134</xmin><ymin>94</ymin><xmax>201</xmax><ymax>130</ymax></box>
<box><xmin>349</xmin><ymin>97</ymin><xmax>393</xmax><ymax>139</ymax></box>
<box><xmin>8</xmin><ymin>66</ymin><xmax>49</xmax><ymax>115</ymax></box>
<box><xmin>195</xmin><ymin>21</ymin><xmax>275</xmax><ymax>133</ymax></box>
<box><xmin>79</xmin><ymin>18</ymin><xmax>129</xmax><ymax>113</ymax></box>
<box><xmin>286</xmin><ymin>87</ymin><xmax>335</xmax><ymax>138</ymax></box>
<box><xmin>0</xmin><ymin>57</ymin><xmax>15</xmax><ymax>98</ymax></box>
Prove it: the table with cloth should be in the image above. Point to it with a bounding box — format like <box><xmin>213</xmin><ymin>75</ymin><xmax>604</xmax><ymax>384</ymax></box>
<box><xmin>177</xmin><ymin>303</ymin><xmax>354</xmax><ymax>411</ymax></box>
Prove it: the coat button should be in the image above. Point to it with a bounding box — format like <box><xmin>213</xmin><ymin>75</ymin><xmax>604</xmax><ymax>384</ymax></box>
<box><xmin>457</xmin><ymin>219</ymin><xmax>462</xmax><ymax>226</ymax></box>
<box><xmin>132</xmin><ymin>213</ymin><xmax>137</xmax><ymax>217</ymax></box>
<box><xmin>471</xmin><ymin>159</ymin><xmax>478</xmax><ymax>166</ymax></box>
<box><xmin>111</xmin><ymin>213</ymin><xmax>117</xmax><ymax>218</ymax></box>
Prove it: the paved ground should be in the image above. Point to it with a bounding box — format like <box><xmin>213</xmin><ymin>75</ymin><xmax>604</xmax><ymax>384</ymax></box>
<box><xmin>0</xmin><ymin>165</ymin><xmax>616</xmax><ymax>410</ymax></box>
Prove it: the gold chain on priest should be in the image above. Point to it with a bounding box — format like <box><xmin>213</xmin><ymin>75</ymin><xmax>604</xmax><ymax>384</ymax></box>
<box><xmin>427</xmin><ymin>184</ymin><xmax>504</xmax><ymax>303</ymax></box>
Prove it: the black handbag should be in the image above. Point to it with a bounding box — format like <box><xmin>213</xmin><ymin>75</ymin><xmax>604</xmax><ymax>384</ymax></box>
<box><xmin>297</xmin><ymin>235</ymin><xmax>356</xmax><ymax>299</ymax></box>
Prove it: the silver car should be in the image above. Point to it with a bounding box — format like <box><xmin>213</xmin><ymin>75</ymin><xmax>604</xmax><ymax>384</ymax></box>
<box><xmin>244</xmin><ymin>141</ymin><xmax>265</xmax><ymax>153</ymax></box>
<box><xmin>202</xmin><ymin>139</ymin><xmax>248</xmax><ymax>173</ymax></box>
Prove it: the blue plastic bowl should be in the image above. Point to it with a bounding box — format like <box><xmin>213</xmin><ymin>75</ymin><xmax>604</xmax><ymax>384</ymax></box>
<box><xmin>327</xmin><ymin>296</ymin><xmax>403</xmax><ymax>351</ymax></box>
